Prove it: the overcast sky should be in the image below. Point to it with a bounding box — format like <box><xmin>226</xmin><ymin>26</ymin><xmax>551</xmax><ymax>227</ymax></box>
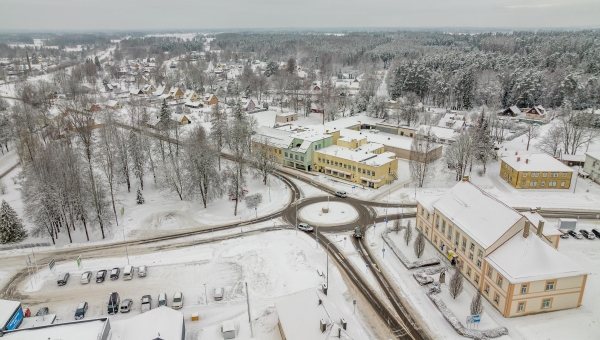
<box><xmin>1</xmin><ymin>0</ymin><xmax>599</xmax><ymax>31</ymax></box>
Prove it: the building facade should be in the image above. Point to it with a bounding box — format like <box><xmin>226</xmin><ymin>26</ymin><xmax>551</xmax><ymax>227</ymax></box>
<box><xmin>500</xmin><ymin>153</ymin><xmax>574</xmax><ymax>189</ymax></box>
<box><xmin>583</xmin><ymin>152</ymin><xmax>600</xmax><ymax>184</ymax></box>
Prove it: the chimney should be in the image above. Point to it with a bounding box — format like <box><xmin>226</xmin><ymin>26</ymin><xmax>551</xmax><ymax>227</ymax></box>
<box><xmin>526</xmin><ymin>159</ymin><xmax>529</xmax><ymax>164</ymax></box>
<box><xmin>517</xmin><ymin>157</ymin><xmax>521</xmax><ymax>162</ymax></box>
<box><xmin>318</xmin><ymin>299</ymin><xmax>322</xmax><ymax>305</ymax></box>
<box><xmin>537</xmin><ymin>221</ymin><xmax>545</xmax><ymax>237</ymax></box>
<box><xmin>462</xmin><ymin>176</ymin><xmax>469</xmax><ymax>182</ymax></box>
<box><xmin>341</xmin><ymin>318</ymin><xmax>347</xmax><ymax>330</ymax></box>
<box><xmin>320</xmin><ymin>319</ymin><xmax>327</xmax><ymax>333</ymax></box>
<box><xmin>523</xmin><ymin>221</ymin><xmax>530</xmax><ymax>238</ymax></box>
<box><xmin>515</xmin><ymin>151</ymin><xmax>518</xmax><ymax>155</ymax></box>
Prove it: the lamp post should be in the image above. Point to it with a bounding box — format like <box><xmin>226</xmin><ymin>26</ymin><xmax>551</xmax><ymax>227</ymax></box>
<box><xmin>204</xmin><ymin>283</ymin><xmax>207</xmax><ymax>305</ymax></box>
<box><xmin>326</xmin><ymin>239</ymin><xmax>344</xmax><ymax>292</ymax></box>
<box><xmin>122</xmin><ymin>229</ymin><xmax>130</xmax><ymax>265</ymax></box>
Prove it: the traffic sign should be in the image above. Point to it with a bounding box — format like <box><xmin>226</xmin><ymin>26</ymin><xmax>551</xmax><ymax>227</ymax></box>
<box><xmin>316</xmin><ymin>238</ymin><xmax>319</xmax><ymax>243</ymax></box>
<box><xmin>473</xmin><ymin>315</ymin><xmax>481</xmax><ymax>323</ymax></box>
<box><xmin>384</xmin><ymin>219</ymin><xmax>388</xmax><ymax>223</ymax></box>
<box><xmin>76</xmin><ymin>255</ymin><xmax>82</xmax><ymax>267</ymax></box>
<box><xmin>254</xmin><ymin>207</ymin><xmax>257</xmax><ymax>210</ymax></box>
<box><xmin>366</xmin><ymin>263</ymin><xmax>369</xmax><ymax>268</ymax></box>
<box><xmin>382</xmin><ymin>248</ymin><xmax>386</xmax><ymax>252</ymax></box>
<box><xmin>49</xmin><ymin>259</ymin><xmax>55</xmax><ymax>271</ymax></box>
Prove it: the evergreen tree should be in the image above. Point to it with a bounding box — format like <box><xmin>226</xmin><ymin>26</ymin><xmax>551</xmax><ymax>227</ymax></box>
<box><xmin>0</xmin><ymin>200</ymin><xmax>27</xmax><ymax>243</ymax></box>
<box><xmin>136</xmin><ymin>188</ymin><xmax>145</xmax><ymax>205</ymax></box>
<box><xmin>159</xmin><ymin>100</ymin><xmax>172</xmax><ymax>128</ymax></box>
<box><xmin>94</xmin><ymin>56</ymin><xmax>102</xmax><ymax>70</ymax></box>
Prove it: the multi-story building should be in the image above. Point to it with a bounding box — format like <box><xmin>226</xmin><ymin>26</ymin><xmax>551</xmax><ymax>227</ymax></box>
<box><xmin>583</xmin><ymin>152</ymin><xmax>600</xmax><ymax>184</ymax></box>
<box><xmin>283</xmin><ymin>130</ymin><xmax>334</xmax><ymax>171</ymax></box>
<box><xmin>500</xmin><ymin>153</ymin><xmax>574</xmax><ymax>189</ymax></box>
<box><xmin>416</xmin><ymin>179</ymin><xmax>587</xmax><ymax>317</ymax></box>
<box><xmin>251</xmin><ymin>127</ymin><xmax>294</xmax><ymax>164</ymax></box>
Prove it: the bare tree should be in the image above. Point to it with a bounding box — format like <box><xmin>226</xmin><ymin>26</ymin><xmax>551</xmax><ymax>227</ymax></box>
<box><xmin>414</xmin><ymin>231</ymin><xmax>425</xmax><ymax>258</ymax></box>
<box><xmin>449</xmin><ymin>269</ymin><xmax>464</xmax><ymax>299</ymax></box>
<box><xmin>524</xmin><ymin>124</ymin><xmax>540</xmax><ymax>151</ymax></box>
<box><xmin>404</xmin><ymin>220</ymin><xmax>413</xmax><ymax>246</ymax></box>
<box><xmin>210</xmin><ymin>103</ymin><xmax>227</xmax><ymax>170</ymax></box>
<box><xmin>537</xmin><ymin>125</ymin><xmax>563</xmax><ymax>156</ymax></box>
<box><xmin>557</xmin><ymin>108</ymin><xmax>596</xmax><ymax>154</ymax></box>
<box><xmin>401</xmin><ymin>92</ymin><xmax>419</xmax><ymax>126</ymax></box>
<box><xmin>410</xmin><ymin>127</ymin><xmax>436</xmax><ymax>187</ymax></box>
<box><xmin>470</xmin><ymin>291</ymin><xmax>484</xmax><ymax>315</ymax></box>
<box><xmin>251</xmin><ymin>136</ymin><xmax>279</xmax><ymax>185</ymax></box>
<box><xmin>444</xmin><ymin>131</ymin><xmax>475</xmax><ymax>181</ymax></box>
<box><xmin>185</xmin><ymin>125</ymin><xmax>221</xmax><ymax>208</ymax></box>
<box><xmin>97</xmin><ymin>111</ymin><xmax>120</xmax><ymax>226</ymax></box>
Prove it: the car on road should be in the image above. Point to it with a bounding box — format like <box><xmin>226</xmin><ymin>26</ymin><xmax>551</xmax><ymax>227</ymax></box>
<box><xmin>120</xmin><ymin>299</ymin><xmax>133</xmax><ymax>313</ymax></box>
<box><xmin>580</xmin><ymin>230</ymin><xmax>596</xmax><ymax>240</ymax></box>
<box><xmin>36</xmin><ymin>307</ymin><xmax>49</xmax><ymax>316</ymax></box>
<box><xmin>592</xmin><ymin>228</ymin><xmax>600</xmax><ymax>238</ymax></box>
<box><xmin>141</xmin><ymin>295</ymin><xmax>152</xmax><ymax>313</ymax></box>
<box><xmin>57</xmin><ymin>273</ymin><xmax>70</xmax><ymax>286</ymax></box>
<box><xmin>567</xmin><ymin>230</ymin><xmax>583</xmax><ymax>239</ymax></box>
<box><xmin>353</xmin><ymin>227</ymin><xmax>363</xmax><ymax>238</ymax></box>
<box><xmin>158</xmin><ymin>293</ymin><xmax>168</xmax><ymax>307</ymax></box>
<box><xmin>334</xmin><ymin>190</ymin><xmax>347</xmax><ymax>198</ymax></box>
<box><xmin>214</xmin><ymin>288</ymin><xmax>224</xmax><ymax>301</ymax></box>
<box><xmin>172</xmin><ymin>292</ymin><xmax>183</xmax><ymax>309</ymax></box>
<box><xmin>81</xmin><ymin>271</ymin><xmax>92</xmax><ymax>284</ymax></box>
<box><xmin>298</xmin><ymin>222</ymin><xmax>313</xmax><ymax>232</ymax></box>
<box><xmin>107</xmin><ymin>292</ymin><xmax>120</xmax><ymax>315</ymax></box>
<box><xmin>96</xmin><ymin>270</ymin><xmax>107</xmax><ymax>283</ymax></box>
<box><xmin>138</xmin><ymin>265</ymin><xmax>147</xmax><ymax>277</ymax></box>
<box><xmin>110</xmin><ymin>267</ymin><xmax>120</xmax><ymax>280</ymax></box>
<box><xmin>74</xmin><ymin>302</ymin><xmax>88</xmax><ymax>320</ymax></box>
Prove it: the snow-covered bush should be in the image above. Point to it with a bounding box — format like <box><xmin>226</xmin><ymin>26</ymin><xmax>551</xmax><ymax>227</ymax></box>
<box><xmin>245</xmin><ymin>193</ymin><xmax>262</xmax><ymax>209</ymax></box>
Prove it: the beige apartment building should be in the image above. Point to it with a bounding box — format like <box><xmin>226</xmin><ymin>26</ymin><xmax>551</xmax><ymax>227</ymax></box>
<box><xmin>416</xmin><ymin>179</ymin><xmax>587</xmax><ymax>317</ymax></box>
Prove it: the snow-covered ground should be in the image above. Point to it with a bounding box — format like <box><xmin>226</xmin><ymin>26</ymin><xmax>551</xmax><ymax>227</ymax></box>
<box><xmin>298</xmin><ymin>201</ymin><xmax>358</xmax><ymax>226</ymax></box>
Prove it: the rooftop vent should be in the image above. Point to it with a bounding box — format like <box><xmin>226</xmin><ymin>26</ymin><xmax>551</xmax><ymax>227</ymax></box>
<box><xmin>523</xmin><ymin>221</ymin><xmax>530</xmax><ymax>238</ymax></box>
<box><xmin>517</xmin><ymin>157</ymin><xmax>521</xmax><ymax>162</ymax></box>
<box><xmin>320</xmin><ymin>319</ymin><xmax>327</xmax><ymax>333</ymax></box>
<box><xmin>526</xmin><ymin>159</ymin><xmax>529</xmax><ymax>164</ymax></box>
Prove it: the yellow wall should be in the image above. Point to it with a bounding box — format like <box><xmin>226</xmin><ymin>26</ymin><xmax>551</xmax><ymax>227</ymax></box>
<box><xmin>315</xmin><ymin>151</ymin><xmax>398</xmax><ymax>188</ymax></box>
<box><xmin>336</xmin><ymin>137</ymin><xmax>368</xmax><ymax>149</ymax></box>
<box><xmin>500</xmin><ymin>161</ymin><xmax>572</xmax><ymax>189</ymax></box>
<box><xmin>252</xmin><ymin>141</ymin><xmax>283</xmax><ymax>164</ymax></box>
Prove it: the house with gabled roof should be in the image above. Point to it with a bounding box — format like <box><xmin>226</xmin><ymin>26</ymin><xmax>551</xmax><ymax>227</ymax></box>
<box><xmin>203</xmin><ymin>94</ymin><xmax>218</xmax><ymax>106</ymax></box>
<box><xmin>141</xmin><ymin>83</ymin><xmax>156</xmax><ymax>95</ymax></box>
<box><xmin>168</xmin><ymin>87</ymin><xmax>184</xmax><ymax>100</ymax></box>
<box><xmin>525</xmin><ymin>105</ymin><xmax>547</xmax><ymax>120</ymax></box>
<box><xmin>183</xmin><ymin>90</ymin><xmax>201</xmax><ymax>102</ymax></box>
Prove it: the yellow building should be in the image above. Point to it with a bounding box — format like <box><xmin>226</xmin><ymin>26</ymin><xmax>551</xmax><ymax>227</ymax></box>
<box><xmin>416</xmin><ymin>180</ymin><xmax>587</xmax><ymax>317</ymax></box>
<box><xmin>500</xmin><ymin>153</ymin><xmax>574</xmax><ymax>189</ymax></box>
<box><xmin>251</xmin><ymin>127</ymin><xmax>293</xmax><ymax>164</ymax></box>
<box><xmin>314</xmin><ymin>137</ymin><xmax>398</xmax><ymax>188</ymax></box>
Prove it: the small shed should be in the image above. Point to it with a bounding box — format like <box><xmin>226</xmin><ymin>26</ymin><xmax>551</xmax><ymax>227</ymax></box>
<box><xmin>276</xmin><ymin>112</ymin><xmax>298</xmax><ymax>123</ymax></box>
<box><xmin>221</xmin><ymin>320</ymin><xmax>236</xmax><ymax>339</ymax></box>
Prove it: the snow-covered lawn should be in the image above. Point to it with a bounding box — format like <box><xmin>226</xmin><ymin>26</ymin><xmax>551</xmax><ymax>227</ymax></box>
<box><xmin>298</xmin><ymin>201</ymin><xmax>358</xmax><ymax>226</ymax></box>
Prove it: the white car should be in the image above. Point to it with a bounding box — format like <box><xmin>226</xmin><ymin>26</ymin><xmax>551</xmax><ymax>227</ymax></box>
<box><xmin>138</xmin><ymin>265</ymin><xmax>147</xmax><ymax>277</ymax></box>
<box><xmin>158</xmin><ymin>293</ymin><xmax>168</xmax><ymax>307</ymax></box>
<box><xmin>172</xmin><ymin>292</ymin><xmax>183</xmax><ymax>309</ymax></box>
<box><xmin>214</xmin><ymin>288</ymin><xmax>224</xmax><ymax>301</ymax></box>
<box><xmin>81</xmin><ymin>271</ymin><xmax>92</xmax><ymax>284</ymax></box>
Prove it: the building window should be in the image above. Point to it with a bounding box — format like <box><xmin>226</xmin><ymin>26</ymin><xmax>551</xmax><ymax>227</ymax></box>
<box><xmin>335</xmin><ymin>161</ymin><xmax>339</xmax><ymax>166</ymax></box>
<box><xmin>454</xmin><ymin>232</ymin><xmax>460</xmax><ymax>247</ymax></box>
<box><xmin>484</xmin><ymin>284</ymin><xmax>490</xmax><ymax>294</ymax></box>
<box><xmin>562</xmin><ymin>173</ymin><xmax>567</xmax><ymax>177</ymax></box>
<box><xmin>531</xmin><ymin>181</ymin><xmax>537</xmax><ymax>186</ymax></box>
<box><xmin>494</xmin><ymin>294</ymin><xmax>500</xmax><ymax>305</ymax></box>
<box><xmin>358</xmin><ymin>167</ymin><xmax>361</xmax><ymax>173</ymax></box>
<box><xmin>477</xmin><ymin>249</ymin><xmax>483</xmax><ymax>258</ymax></box>
<box><xmin>284</xmin><ymin>152</ymin><xmax>288</xmax><ymax>157</ymax></box>
<box><xmin>300</xmin><ymin>156</ymin><xmax>304</xmax><ymax>161</ymax></box>
<box><xmin>487</xmin><ymin>268</ymin><xmax>492</xmax><ymax>278</ymax></box>
<box><xmin>561</xmin><ymin>181</ymin><xmax>565</xmax><ymax>187</ymax></box>
<box><xmin>549</xmin><ymin>181</ymin><xmax>556</xmax><ymax>187</ymax></box>
<box><xmin>551</xmin><ymin>173</ymin><xmax>558</xmax><ymax>178</ymax></box>
<box><xmin>497</xmin><ymin>276</ymin><xmax>503</xmax><ymax>287</ymax></box>
<box><xmin>546</xmin><ymin>281</ymin><xmax>555</xmax><ymax>291</ymax></box>
<box><xmin>327</xmin><ymin>160</ymin><xmax>330</xmax><ymax>164</ymax></box>
<box><xmin>543</xmin><ymin>173</ymin><xmax>547</xmax><ymax>177</ymax></box>
<box><xmin>448</xmin><ymin>226</ymin><xmax>453</xmax><ymax>241</ymax></box>
<box><xmin>469</xmin><ymin>253</ymin><xmax>474</xmax><ymax>261</ymax></box>
<box><xmin>435</xmin><ymin>216</ymin><xmax>439</xmax><ymax>229</ymax></box>
<box><xmin>541</xmin><ymin>181</ymin><xmax>545</xmax><ymax>186</ymax></box>
<box><xmin>426</xmin><ymin>228</ymin><xmax>429</xmax><ymax>236</ymax></box>
<box><xmin>521</xmin><ymin>284</ymin><xmax>528</xmax><ymax>294</ymax></box>
<box><xmin>523</xmin><ymin>173</ymin><xmax>527</xmax><ymax>178</ymax></box>
<box><xmin>532</xmin><ymin>172</ymin><xmax>539</xmax><ymax>177</ymax></box>
<box><xmin>353</xmin><ymin>166</ymin><xmax>356</xmax><ymax>171</ymax></box>
<box><xmin>542</xmin><ymin>299</ymin><xmax>551</xmax><ymax>309</ymax></box>
<box><xmin>442</xmin><ymin>220</ymin><xmax>446</xmax><ymax>232</ymax></box>
<box><xmin>466</xmin><ymin>267</ymin><xmax>471</xmax><ymax>277</ymax></box>
<box><xmin>434</xmin><ymin>236</ymin><xmax>438</xmax><ymax>244</ymax></box>
<box><xmin>470</xmin><ymin>243</ymin><xmax>475</xmax><ymax>251</ymax></box>
<box><xmin>476</xmin><ymin>260</ymin><xmax>482</xmax><ymax>268</ymax></box>
<box><xmin>427</xmin><ymin>213</ymin><xmax>430</xmax><ymax>220</ymax></box>
<box><xmin>419</xmin><ymin>221</ymin><xmax>423</xmax><ymax>230</ymax></box>
<box><xmin>474</xmin><ymin>275</ymin><xmax>480</xmax><ymax>284</ymax></box>
<box><xmin>518</xmin><ymin>302</ymin><xmax>525</xmax><ymax>313</ymax></box>
<box><xmin>317</xmin><ymin>157</ymin><xmax>321</xmax><ymax>163</ymax></box>
<box><xmin>521</xmin><ymin>181</ymin><xmax>526</xmax><ymax>186</ymax></box>
<box><xmin>367</xmin><ymin>170</ymin><xmax>371</xmax><ymax>176</ymax></box>
<box><xmin>461</xmin><ymin>238</ymin><xmax>467</xmax><ymax>253</ymax></box>
<box><xmin>294</xmin><ymin>155</ymin><xmax>298</xmax><ymax>160</ymax></box>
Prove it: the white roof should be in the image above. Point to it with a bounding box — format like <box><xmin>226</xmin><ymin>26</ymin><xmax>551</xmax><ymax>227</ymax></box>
<box><xmin>438</xmin><ymin>118</ymin><xmax>464</xmax><ymax>130</ymax></box>
<box><xmin>486</xmin><ymin>231</ymin><xmax>587</xmax><ymax>283</ymax></box>
<box><xmin>222</xmin><ymin>320</ymin><xmax>235</xmax><ymax>332</ymax></box>
<box><xmin>290</xmin><ymin>130</ymin><xmax>331</xmax><ymax>144</ymax></box>
<box><xmin>322</xmin><ymin>115</ymin><xmax>383</xmax><ymax>129</ymax></box>
<box><xmin>277</xmin><ymin>112</ymin><xmax>297</xmax><ymax>117</ymax></box>
<box><xmin>523</xmin><ymin>211</ymin><xmax>562</xmax><ymax>237</ymax></box>
<box><xmin>316</xmin><ymin>144</ymin><xmax>381</xmax><ymax>163</ymax></box>
<box><xmin>338</xmin><ymin>128</ymin><xmax>413</xmax><ymax>150</ymax></box>
<box><xmin>585</xmin><ymin>152</ymin><xmax>600</xmax><ymax>161</ymax></box>
<box><xmin>0</xmin><ymin>299</ymin><xmax>21</xmax><ymax>328</ymax></box>
<box><xmin>120</xmin><ymin>307</ymin><xmax>183</xmax><ymax>340</ymax></box>
<box><xmin>106</xmin><ymin>100</ymin><xmax>119</xmax><ymax>107</ymax></box>
<box><xmin>3</xmin><ymin>318</ymin><xmax>108</xmax><ymax>340</ymax></box>
<box><xmin>252</xmin><ymin>127</ymin><xmax>294</xmax><ymax>149</ymax></box>
<box><xmin>502</xmin><ymin>153</ymin><xmax>575</xmax><ymax>173</ymax></box>
<box><xmin>561</xmin><ymin>154</ymin><xmax>586</xmax><ymax>162</ymax></box>
<box><xmin>432</xmin><ymin>181</ymin><xmax>524</xmax><ymax>249</ymax></box>
<box><xmin>418</xmin><ymin>125</ymin><xmax>456</xmax><ymax>140</ymax></box>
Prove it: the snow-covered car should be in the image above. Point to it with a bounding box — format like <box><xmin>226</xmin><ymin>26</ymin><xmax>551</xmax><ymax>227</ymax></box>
<box><xmin>172</xmin><ymin>292</ymin><xmax>183</xmax><ymax>309</ymax></box>
<box><xmin>157</xmin><ymin>293</ymin><xmax>168</xmax><ymax>307</ymax></box>
<box><xmin>96</xmin><ymin>270</ymin><xmax>107</xmax><ymax>283</ymax></box>
<box><xmin>120</xmin><ymin>299</ymin><xmax>133</xmax><ymax>313</ymax></box>
<box><xmin>214</xmin><ymin>288</ymin><xmax>224</xmax><ymax>301</ymax></box>
<box><xmin>110</xmin><ymin>267</ymin><xmax>120</xmax><ymax>280</ymax></box>
<box><xmin>567</xmin><ymin>230</ymin><xmax>583</xmax><ymax>239</ymax></box>
<box><xmin>81</xmin><ymin>271</ymin><xmax>92</xmax><ymax>284</ymax></box>
<box><xmin>57</xmin><ymin>273</ymin><xmax>70</xmax><ymax>286</ymax></box>
<box><xmin>138</xmin><ymin>265</ymin><xmax>147</xmax><ymax>277</ymax></box>
<box><xmin>297</xmin><ymin>222</ymin><xmax>313</xmax><ymax>232</ymax></box>
<box><xmin>558</xmin><ymin>229</ymin><xmax>570</xmax><ymax>239</ymax></box>
<box><xmin>36</xmin><ymin>307</ymin><xmax>49</xmax><ymax>316</ymax></box>
<box><xmin>334</xmin><ymin>190</ymin><xmax>347</xmax><ymax>198</ymax></box>
<box><xmin>74</xmin><ymin>302</ymin><xmax>88</xmax><ymax>320</ymax></box>
<box><xmin>141</xmin><ymin>295</ymin><xmax>152</xmax><ymax>313</ymax></box>
<box><xmin>580</xmin><ymin>230</ymin><xmax>596</xmax><ymax>240</ymax></box>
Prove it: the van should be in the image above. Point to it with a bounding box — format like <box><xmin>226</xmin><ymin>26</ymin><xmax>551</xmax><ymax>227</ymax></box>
<box><xmin>123</xmin><ymin>265</ymin><xmax>133</xmax><ymax>280</ymax></box>
<box><xmin>107</xmin><ymin>292</ymin><xmax>120</xmax><ymax>314</ymax></box>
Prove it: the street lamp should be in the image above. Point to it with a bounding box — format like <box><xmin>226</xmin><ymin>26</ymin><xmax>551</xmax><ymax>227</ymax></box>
<box><xmin>204</xmin><ymin>283</ymin><xmax>207</xmax><ymax>305</ymax></box>
<box><xmin>122</xmin><ymin>229</ymin><xmax>130</xmax><ymax>265</ymax></box>
<box><xmin>326</xmin><ymin>239</ymin><xmax>344</xmax><ymax>293</ymax></box>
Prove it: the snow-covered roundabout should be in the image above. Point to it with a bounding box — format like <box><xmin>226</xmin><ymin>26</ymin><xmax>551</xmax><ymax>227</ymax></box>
<box><xmin>298</xmin><ymin>202</ymin><xmax>358</xmax><ymax>226</ymax></box>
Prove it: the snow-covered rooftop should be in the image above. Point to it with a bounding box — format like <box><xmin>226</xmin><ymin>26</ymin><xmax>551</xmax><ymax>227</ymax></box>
<box><xmin>0</xmin><ymin>299</ymin><xmax>21</xmax><ymax>329</ymax></box>
<box><xmin>432</xmin><ymin>181</ymin><xmax>524</xmax><ymax>249</ymax></box>
<box><xmin>316</xmin><ymin>143</ymin><xmax>385</xmax><ymax>164</ymax></box>
<box><xmin>290</xmin><ymin>130</ymin><xmax>331</xmax><ymax>144</ymax></box>
<box><xmin>522</xmin><ymin>210</ymin><xmax>561</xmax><ymax>237</ymax></box>
<box><xmin>585</xmin><ymin>152</ymin><xmax>600</xmax><ymax>160</ymax></box>
<box><xmin>339</xmin><ymin>128</ymin><xmax>414</xmax><ymax>150</ymax></box>
<box><xmin>560</xmin><ymin>154</ymin><xmax>586</xmax><ymax>162</ymax></box>
<box><xmin>486</xmin><ymin>231</ymin><xmax>588</xmax><ymax>283</ymax></box>
<box><xmin>3</xmin><ymin>318</ymin><xmax>109</xmax><ymax>340</ymax></box>
<box><xmin>502</xmin><ymin>153</ymin><xmax>575</xmax><ymax>173</ymax></box>
<box><xmin>418</xmin><ymin>125</ymin><xmax>457</xmax><ymax>140</ymax></box>
<box><xmin>252</xmin><ymin>127</ymin><xmax>294</xmax><ymax>149</ymax></box>
<box><xmin>119</xmin><ymin>306</ymin><xmax>184</xmax><ymax>340</ymax></box>
<box><xmin>322</xmin><ymin>115</ymin><xmax>383</xmax><ymax>130</ymax></box>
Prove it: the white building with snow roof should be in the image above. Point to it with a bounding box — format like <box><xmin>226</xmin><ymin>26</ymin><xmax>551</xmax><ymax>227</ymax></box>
<box><xmin>416</xmin><ymin>179</ymin><xmax>588</xmax><ymax>317</ymax></box>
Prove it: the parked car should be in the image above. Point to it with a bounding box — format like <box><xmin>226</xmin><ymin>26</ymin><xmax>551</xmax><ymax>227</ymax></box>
<box><xmin>110</xmin><ymin>267</ymin><xmax>120</xmax><ymax>280</ymax></box>
<box><xmin>558</xmin><ymin>229</ymin><xmax>570</xmax><ymax>239</ymax></box>
<box><xmin>214</xmin><ymin>288</ymin><xmax>224</xmax><ymax>301</ymax></box>
<box><xmin>567</xmin><ymin>230</ymin><xmax>583</xmax><ymax>239</ymax></box>
<box><xmin>138</xmin><ymin>265</ymin><xmax>147</xmax><ymax>277</ymax></box>
<box><xmin>353</xmin><ymin>227</ymin><xmax>363</xmax><ymax>238</ymax></box>
<box><xmin>81</xmin><ymin>271</ymin><xmax>92</xmax><ymax>284</ymax></box>
<box><xmin>123</xmin><ymin>265</ymin><xmax>134</xmax><ymax>280</ymax></box>
<box><xmin>96</xmin><ymin>270</ymin><xmax>107</xmax><ymax>283</ymax></box>
<box><xmin>141</xmin><ymin>295</ymin><xmax>152</xmax><ymax>313</ymax></box>
<box><xmin>36</xmin><ymin>307</ymin><xmax>49</xmax><ymax>316</ymax></box>
<box><xmin>157</xmin><ymin>293</ymin><xmax>168</xmax><ymax>307</ymax></box>
<box><xmin>57</xmin><ymin>273</ymin><xmax>70</xmax><ymax>286</ymax></box>
<box><xmin>592</xmin><ymin>228</ymin><xmax>600</xmax><ymax>238</ymax></box>
<box><xmin>172</xmin><ymin>292</ymin><xmax>183</xmax><ymax>309</ymax></box>
<box><xmin>580</xmin><ymin>230</ymin><xmax>596</xmax><ymax>240</ymax></box>
<box><xmin>107</xmin><ymin>292</ymin><xmax>120</xmax><ymax>315</ymax></box>
<box><xmin>120</xmin><ymin>299</ymin><xmax>133</xmax><ymax>313</ymax></box>
<box><xmin>74</xmin><ymin>302</ymin><xmax>88</xmax><ymax>320</ymax></box>
<box><xmin>334</xmin><ymin>190</ymin><xmax>347</xmax><ymax>198</ymax></box>
<box><xmin>298</xmin><ymin>222</ymin><xmax>313</xmax><ymax>232</ymax></box>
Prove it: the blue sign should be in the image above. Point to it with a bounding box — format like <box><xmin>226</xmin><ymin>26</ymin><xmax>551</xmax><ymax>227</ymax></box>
<box><xmin>366</xmin><ymin>263</ymin><xmax>369</xmax><ymax>268</ymax></box>
<box><xmin>6</xmin><ymin>307</ymin><xmax>23</xmax><ymax>330</ymax></box>
<box><xmin>254</xmin><ymin>207</ymin><xmax>257</xmax><ymax>210</ymax></box>
<box><xmin>316</xmin><ymin>238</ymin><xmax>319</xmax><ymax>243</ymax></box>
<box><xmin>352</xmin><ymin>186</ymin><xmax>356</xmax><ymax>189</ymax></box>
<box><xmin>357</xmin><ymin>248</ymin><xmax>361</xmax><ymax>252</ymax></box>
<box><xmin>382</xmin><ymin>248</ymin><xmax>386</xmax><ymax>252</ymax></box>
<box><xmin>384</xmin><ymin>219</ymin><xmax>388</xmax><ymax>223</ymax></box>
<box><xmin>473</xmin><ymin>315</ymin><xmax>481</xmax><ymax>323</ymax></box>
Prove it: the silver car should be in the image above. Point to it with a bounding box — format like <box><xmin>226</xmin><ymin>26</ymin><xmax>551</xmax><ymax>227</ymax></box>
<box><xmin>80</xmin><ymin>271</ymin><xmax>92</xmax><ymax>284</ymax></box>
<box><xmin>120</xmin><ymin>299</ymin><xmax>133</xmax><ymax>313</ymax></box>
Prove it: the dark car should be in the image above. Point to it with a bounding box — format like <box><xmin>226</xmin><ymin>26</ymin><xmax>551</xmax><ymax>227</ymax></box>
<box><xmin>567</xmin><ymin>230</ymin><xmax>583</xmax><ymax>239</ymax></box>
<box><xmin>36</xmin><ymin>307</ymin><xmax>49</xmax><ymax>316</ymax></box>
<box><xmin>592</xmin><ymin>228</ymin><xmax>600</xmax><ymax>238</ymax></box>
<box><xmin>110</xmin><ymin>267</ymin><xmax>120</xmax><ymax>280</ymax></box>
<box><xmin>96</xmin><ymin>270</ymin><xmax>107</xmax><ymax>283</ymax></box>
<box><xmin>580</xmin><ymin>230</ymin><xmax>596</xmax><ymax>240</ymax></box>
<box><xmin>107</xmin><ymin>292</ymin><xmax>120</xmax><ymax>315</ymax></box>
<box><xmin>353</xmin><ymin>227</ymin><xmax>363</xmax><ymax>238</ymax></box>
<box><xmin>57</xmin><ymin>273</ymin><xmax>70</xmax><ymax>286</ymax></box>
<box><xmin>74</xmin><ymin>302</ymin><xmax>88</xmax><ymax>320</ymax></box>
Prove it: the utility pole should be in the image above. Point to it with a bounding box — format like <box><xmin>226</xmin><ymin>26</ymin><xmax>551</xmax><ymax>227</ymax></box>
<box><xmin>122</xmin><ymin>229</ymin><xmax>130</xmax><ymax>265</ymax></box>
<box><xmin>245</xmin><ymin>282</ymin><xmax>254</xmax><ymax>338</ymax></box>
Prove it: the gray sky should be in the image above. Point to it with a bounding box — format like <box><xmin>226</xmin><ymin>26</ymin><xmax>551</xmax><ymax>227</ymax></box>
<box><xmin>1</xmin><ymin>0</ymin><xmax>599</xmax><ymax>31</ymax></box>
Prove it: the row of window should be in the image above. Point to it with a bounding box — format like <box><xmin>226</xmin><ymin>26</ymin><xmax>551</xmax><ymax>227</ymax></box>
<box><xmin>520</xmin><ymin>180</ymin><xmax>566</xmax><ymax>187</ymax></box>
<box><xmin>524</xmin><ymin>172</ymin><xmax>566</xmax><ymax>178</ymax></box>
<box><xmin>285</xmin><ymin>152</ymin><xmax>304</xmax><ymax>162</ymax></box>
<box><xmin>434</xmin><ymin>215</ymin><xmax>483</xmax><ymax>268</ymax></box>
<box><xmin>317</xmin><ymin>158</ymin><xmax>376</xmax><ymax>176</ymax></box>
